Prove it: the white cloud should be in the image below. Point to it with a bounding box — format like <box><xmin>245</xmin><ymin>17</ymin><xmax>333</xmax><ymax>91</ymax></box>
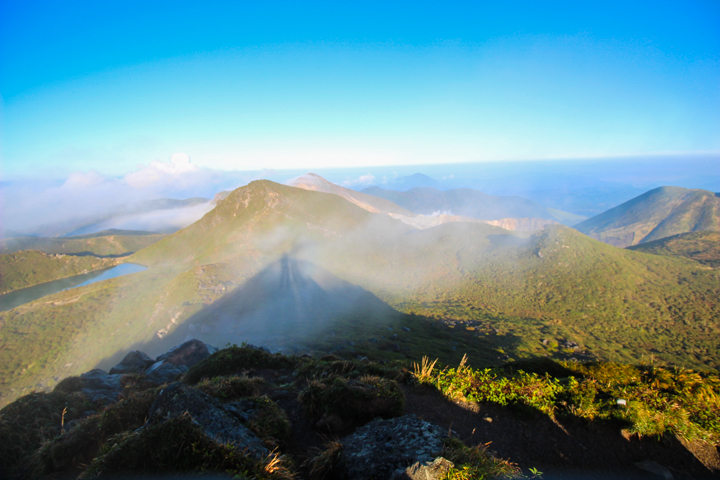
<box><xmin>341</xmin><ymin>174</ymin><xmax>376</xmax><ymax>188</ymax></box>
<box><xmin>1</xmin><ymin>153</ymin><xmax>256</xmax><ymax>235</ymax></box>
<box><xmin>125</xmin><ymin>152</ymin><xmax>200</xmax><ymax>188</ymax></box>
<box><xmin>62</xmin><ymin>170</ymin><xmax>110</xmax><ymax>188</ymax></box>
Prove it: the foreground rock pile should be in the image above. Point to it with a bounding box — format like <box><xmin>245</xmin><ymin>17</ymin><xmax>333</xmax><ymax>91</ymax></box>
<box><xmin>0</xmin><ymin>341</ymin><xmax>495</xmax><ymax>480</ymax></box>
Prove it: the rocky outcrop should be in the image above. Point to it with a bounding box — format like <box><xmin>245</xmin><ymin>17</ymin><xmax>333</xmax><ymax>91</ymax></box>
<box><xmin>337</xmin><ymin>414</ymin><xmax>446</xmax><ymax>480</ymax></box>
<box><xmin>147</xmin><ymin>383</ymin><xmax>267</xmax><ymax>459</ymax></box>
<box><xmin>108</xmin><ymin>350</ymin><xmax>154</xmax><ymax>375</ymax></box>
<box><xmin>79</xmin><ymin>340</ymin><xmax>217</xmax><ymax>405</ymax></box>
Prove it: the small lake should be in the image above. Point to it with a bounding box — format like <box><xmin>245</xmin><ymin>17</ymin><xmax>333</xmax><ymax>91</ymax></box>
<box><xmin>0</xmin><ymin>263</ymin><xmax>147</xmax><ymax>312</ymax></box>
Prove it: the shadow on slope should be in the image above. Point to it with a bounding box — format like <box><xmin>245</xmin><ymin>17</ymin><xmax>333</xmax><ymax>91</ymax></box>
<box><xmin>139</xmin><ymin>255</ymin><xmax>405</xmax><ymax>357</ymax></box>
<box><xmin>93</xmin><ymin>254</ymin><xmax>525</xmax><ymax>372</ymax></box>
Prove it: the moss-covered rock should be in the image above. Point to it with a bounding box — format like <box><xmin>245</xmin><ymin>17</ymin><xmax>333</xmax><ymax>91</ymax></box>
<box><xmin>80</xmin><ymin>415</ymin><xmax>293</xmax><ymax>479</ymax></box>
<box><xmin>0</xmin><ymin>390</ymin><xmax>90</xmax><ymax>479</ymax></box>
<box><xmin>33</xmin><ymin>389</ymin><xmax>158</xmax><ymax>476</ymax></box>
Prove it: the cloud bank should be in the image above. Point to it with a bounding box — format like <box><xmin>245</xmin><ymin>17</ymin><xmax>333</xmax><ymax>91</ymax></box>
<box><xmin>0</xmin><ymin>154</ymin><xmax>257</xmax><ymax>236</ymax></box>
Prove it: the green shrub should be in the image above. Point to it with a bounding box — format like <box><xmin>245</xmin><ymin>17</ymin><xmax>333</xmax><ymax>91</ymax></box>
<box><xmin>242</xmin><ymin>396</ymin><xmax>292</xmax><ymax>449</ymax></box>
<box><xmin>441</xmin><ymin>437</ymin><xmax>520</xmax><ymax>480</ymax></box>
<box><xmin>183</xmin><ymin>344</ymin><xmax>297</xmax><ymax>385</ymax></box>
<box><xmin>0</xmin><ymin>391</ymin><xmax>90</xmax><ymax>479</ymax></box>
<box><xmin>33</xmin><ymin>389</ymin><xmax>158</xmax><ymax>476</ymax></box>
<box><xmin>299</xmin><ymin>375</ymin><xmax>405</xmax><ymax>425</ymax></box>
<box><xmin>196</xmin><ymin>375</ymin><xmax>271</xmax><ymax>400</ymax></box>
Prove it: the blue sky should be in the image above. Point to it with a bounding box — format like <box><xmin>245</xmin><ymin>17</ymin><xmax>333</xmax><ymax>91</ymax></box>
<box><xmin>1</xmin><ymin>0</ymin><xmax>719</xmax><ymax>178</ymax></box>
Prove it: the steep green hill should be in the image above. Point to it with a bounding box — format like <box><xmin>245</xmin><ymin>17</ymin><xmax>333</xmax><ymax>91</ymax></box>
<box><xmin>0</xmin><ymin>251</ymin><xmax>122</xmax><ymax>295</ymax></box>
<box><xmin>1</xmin><ymin>180</ymin><xmax>718</xmax><ymax>408</ymax></box>
<box><xmin>0</xmin><ymin>231</ymin><xmax>165</xmax><ymax>256</ymax></box>
<box><xmin>361</xmin><ymin>186</ymin><xmax>584</xmax><ymax>225</ymax></box>
<box><xmin>575</xmin><ymin>186</ymin><xmax>720</xmax><ymax>247</ymax></box>
<box><xmin>628</xmin><ymin>231</ymin><xmax>720</xmax><ymax>268</ymax></box>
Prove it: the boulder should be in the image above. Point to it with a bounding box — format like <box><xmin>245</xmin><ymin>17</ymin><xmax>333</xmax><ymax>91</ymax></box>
<box><xmin>145</xmin><ymin>361</ymin><xmax>187</xmax><ymax>385</ymax></box>
<box><xmin>338</xmin><ymin>414</ymin><xmax>446</xmax><ymax>480</ymax></box>
<box><xmin>109</xmin><ymin>350</ymin><xmax>154</xmax><ymax>375</ymax></box>
<box><xmin>146</xmin><ymin>339</ymin><xmax>217</xmax><ymax>384</ymax></box>
<box><xmin>155</xmin><ymin>339</ymin><xmax>217</xmax><ymax>368</ymax></box>
<box><xmin>80</xmin><ymin>369</ymin><xmax>124</xmax><ymax>405</ymax></box>
<box><xmin>147</xmin><ymin>383</ymin><xmax>267</xmax><ymax>459</ymax></box>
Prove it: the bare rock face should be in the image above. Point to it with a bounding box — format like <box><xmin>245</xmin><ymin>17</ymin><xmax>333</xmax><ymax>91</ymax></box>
<box><xmin>338</xmin><ymin>414</ymin><xmax>446</xmax><ymax>480</ymax></box>
<box><xmin>109</xmin><ymin>350</ymin><xmax>154</xmax><ymax>375</ymax></box>
<box><xmin>147</xmin><ymin>383</ymin><xmax>267</xmax><ymax>459</ymax></box>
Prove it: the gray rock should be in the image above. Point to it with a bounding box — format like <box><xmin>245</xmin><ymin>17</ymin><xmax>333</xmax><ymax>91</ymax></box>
<box><xmin>338</xmin><ymin>414</ymin><xmax>446</xmax><ymax>480</ymax></box>
<box><xmin>145</xmin><ymin>339</ymin><xmax>217</xmax><ymax>384</ymax></box>
<box><xmin>80</xmin><ymin>369</ymin><xmax>124</xmax><ymax>405</ymax></box>
<box><xmin>147</xmin><ymin>383</ymin><xmax>267</xmax><ymax>459</ymax></box>
<box><xmin>145</xmin><ymin>361</ymin><xmax>187</xmax><ymax>384</ymax></box>
<box><xmin>109</xmin><ymin>350</ymin><xmax>154</xmax><ymax>375</ymax></box>
<box><xmin>155</xmin><ymin>339</ymin><xmax>217</xmax><ymax>368</ymax></box>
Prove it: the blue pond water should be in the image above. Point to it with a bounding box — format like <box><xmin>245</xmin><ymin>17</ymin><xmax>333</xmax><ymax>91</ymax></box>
<box><xmin>0</xmin><ymin>263</ymin><xmax>147</xmax><ymax>312</ymax></box>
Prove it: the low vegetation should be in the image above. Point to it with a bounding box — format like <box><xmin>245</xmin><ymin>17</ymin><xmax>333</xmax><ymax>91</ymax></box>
<box><xmin>0</xmin><ymin>250</ymin><xmax>121</xmax><ymax>294</ymax></box>
<box><xmin>1</xmin><ymin>343</ymin><xmax>717</xmax><ymax>479</ymax></box>
<box><xmin>414</xmin><ymin>355</ymin><xmax>720</xmax><ymax>444</ymax></box>
<box><xmin>628</xmin><ymin>231</ymin><xmax>720</xmax><ymax>268</ymax></box>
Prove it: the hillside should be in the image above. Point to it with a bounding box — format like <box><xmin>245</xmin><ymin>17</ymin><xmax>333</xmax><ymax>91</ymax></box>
<box><xmin>0</xmin><ymin>231</ymin><xmax>165</xmax><ymax>256</ymax></box>
<box><xmin>0</xmin><ymin>250</ymin><xmax>122</xmax><ymax>295</ymax></box>
<box><xmin>628</xmin><ymin>231</ymin><xmax>720</xmax><ymax>267</ymax></box>
<box><xmin>1</xmin><ymin>180</ymin><xmax>719</xmax><ymax>408</ymax></box>
<box><xmin>575</xmin><ymin>186</ymin><xmax>720</xmax><ymax>247</ymax></box>
<box><xmin>361</xmin><ymin>185</ymin><xmax>584</xmax><ymax>225</ymax></box>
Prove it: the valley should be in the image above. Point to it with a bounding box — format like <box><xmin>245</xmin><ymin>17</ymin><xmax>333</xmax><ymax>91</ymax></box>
<box><xmin>1</xmin><ymin>178</ymin><xmax>719</xmax><ymax>409</ymax></box>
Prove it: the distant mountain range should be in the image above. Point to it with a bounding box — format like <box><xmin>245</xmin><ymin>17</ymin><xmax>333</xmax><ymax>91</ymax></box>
<box><xmin>2</xmin><ymin>179</ymin><xmax>719</xmax><ymax>407</ymax></box>
<box><xmin>361</xmin><ymin>185</ymin><xmax>585</xmax><ymax>226</ymax></box>
<box><xmin>291</xmin><ymin>173</ymin><xmax>566</xmax><ymax>231</ymax></box>
<box><xmin>575</xmin><ymin>186</ymin><xmax>720</xmax><ymax>247</ymax></box>
<box><xmin>0</xmin><ymin>229</ymin><xmax>165</xmax><ymax>256</ymax></box>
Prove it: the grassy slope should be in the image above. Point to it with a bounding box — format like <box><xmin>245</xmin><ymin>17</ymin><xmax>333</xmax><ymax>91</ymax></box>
<box><xmin>575</xmin><ymin>186</ymin><xmax>720</xmax><ymax>247</ymax></box>
<box><xmin>0</xmin><ymin>251</ymin><xmax>122</xmax><ymax>294</ymax></box>
<box><xmin>361</xmin><ymin>186</ymin><xmax>585</xmax><ymax>224</ymax></box>
<box><xmin>628</xmin><ymin>231</ymin><xmax>720</xmax><ymax>268</ymax></box>
<box><xmin>0</xmin><ymin>232</ymin><xmax>165</xmax><ymax>256</ymax></box>
<box><xmin>1</xmin><ymin>180</ymin><xmax>719</xmax><ymax>407</ymax></box>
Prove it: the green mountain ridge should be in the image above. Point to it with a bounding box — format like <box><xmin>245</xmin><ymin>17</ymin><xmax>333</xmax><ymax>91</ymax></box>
<box><xmin>0</xmin><ymin>231</ymin><xmax>165</xmax><ymax>256</ymax></box>
<box><xmin>0</xmin><ymin>251</ymin><xmax>122</xmax><ymax>295</ymax></box>
<box><xmin>575</xmin><ymin>186</ymin><xmax>720</xmax><ymax>247</ymax></box>
<box><xmin>628</xmin><ymin>231</ymin><xmax>720</xmax><ymax>268</ymax></box>
<box><xmin>1</xmin><ymin>180</ymin><xmax>719</xmax><ymax>408</ymax></box>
